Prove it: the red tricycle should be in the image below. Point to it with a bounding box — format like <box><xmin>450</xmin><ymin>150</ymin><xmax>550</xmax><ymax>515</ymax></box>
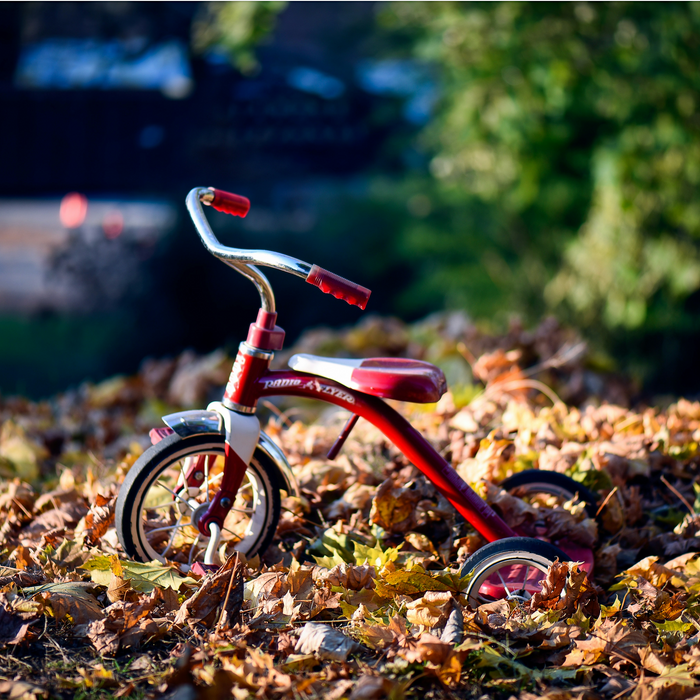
<box><xmin>115</xmin><ymin>186</ymin><xmax>597</xmax><ymax>607</ymax></box>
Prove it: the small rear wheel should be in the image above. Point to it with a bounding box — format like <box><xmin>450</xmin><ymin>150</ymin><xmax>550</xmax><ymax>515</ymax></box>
<box><xmin>116</xmin><ymin>432</ymin><xmax>283</xmax><ymax>568</ymax></box>
<box><xmin>499</xmin><ymin>469</ymin><xmax>598</xmax><ymax>516</ymax></box>
<box><xmin>460</xmin><ymin>537</ymin><xmax>570</xmax><ymax>608</ymax></box>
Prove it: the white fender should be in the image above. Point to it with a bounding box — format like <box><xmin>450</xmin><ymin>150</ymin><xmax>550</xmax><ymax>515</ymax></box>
<box><xmin>160</xmin><ymin>406</ymin><xmax>299</xmax><ymax>498</ymax></box>
<box><xmin>206</xmin><ymin>401</ymin><xmax>260</xmax><ymax>465</ymax></box>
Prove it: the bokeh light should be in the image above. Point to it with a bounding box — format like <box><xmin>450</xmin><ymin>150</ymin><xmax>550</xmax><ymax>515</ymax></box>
<box><xmin>59</xmin><ymin>192</ymin><xmax>88</xmax><ymax>229</ymax></box>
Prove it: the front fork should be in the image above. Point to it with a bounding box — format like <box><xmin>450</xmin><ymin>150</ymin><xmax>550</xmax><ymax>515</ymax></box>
<box><xmin>165</xmin><ymin>401</ymin><xmax>261</xmax><ymax>564</ymax></box>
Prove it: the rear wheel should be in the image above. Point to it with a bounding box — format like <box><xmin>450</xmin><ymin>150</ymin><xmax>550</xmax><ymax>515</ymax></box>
<box><xmin>460</xmin><ymin>537</ymin><xmax>570</xmax><ymax>608</ymax></box>
<box><xmin>115</xmin><ymin>432</ymin><xmax>282</xmax><ymax>569</ymax></box>
<box><xmin>500</xmin><ymin>469</ymin><xmax>598</xmax><ymax>516</ymax></box>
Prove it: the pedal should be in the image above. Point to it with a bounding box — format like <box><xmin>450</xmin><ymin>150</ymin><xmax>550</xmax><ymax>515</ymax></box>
<box><xmin>191</xmin><ymin>561</ymin><xmax>219</xmax><ymax>577</ymax></box>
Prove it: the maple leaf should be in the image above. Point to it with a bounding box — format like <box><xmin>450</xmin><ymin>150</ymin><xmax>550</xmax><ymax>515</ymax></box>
<box><xmin>480</xmin><ymin>480</ymin><xmax>539</xmax><ymax>531</ymax></box>
<box><xmin>353</xmin><ymin>622</ymin><xmax>398</xmax><ymax>650</ymax></box>
<box><xmin>244</xmin><ymin>571</ymin><xmax>289</xmax><ymax>607</ymax></box>
<box><xmin>81</xmin><ymin>555</ymin><xmax>196</xmax><ymax>592</ymax></box>
<box><xmin>319</xmin><ymin>562</ymin><xmax>376</xmax><ymax>590</ymax></box>
<box><xmin>566</xmin><ymin>619</ymin><xmax>650</xmax><ymax>669</ymax></box>
<box><xmin>352</xmin><ymin>541</ymin><xmax>402</xmax><ymax>568</ymax></box>
<box><xmin>529</xmin><ymin>561</ymin><xmax>600</xmax><ymax>618</ymax></box>
<box><xmin>529</xmin><ymin>561</ymin><xmax>568</xmax><ymax>612</ymax></box>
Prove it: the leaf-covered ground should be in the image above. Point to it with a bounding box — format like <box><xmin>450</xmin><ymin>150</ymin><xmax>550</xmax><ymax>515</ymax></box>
<box><xmin>2</xmin><ymin>313</ymin><xmax>700</xmax><ymax>700</ymax></box>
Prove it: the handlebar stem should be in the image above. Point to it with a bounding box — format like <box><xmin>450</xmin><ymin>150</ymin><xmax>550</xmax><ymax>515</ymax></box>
<box><xmin>186</xmin><ymin>187</ymin><xmax>312</xmax><ymax>312</ymax></box>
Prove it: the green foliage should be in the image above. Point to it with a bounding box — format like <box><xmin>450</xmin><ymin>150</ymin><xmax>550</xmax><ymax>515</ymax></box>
<box><xmin>190</xmin><ymin>2</ymin><xmax>700</xmax><ymax>386</ymax></box>
<box><xmin>192</xmin><ymin>1</ymin><xmax>287</xmax><ymax>74</ymax></box>
<box><xmin>375</xmin><ymin>2</ymin><xmax>700</xmax><ymax>360</ymax></box>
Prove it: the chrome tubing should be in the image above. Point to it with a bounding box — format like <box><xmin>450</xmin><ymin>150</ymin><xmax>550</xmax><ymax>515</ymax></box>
<box><xmin>186</xmin><ymin>187</ymin><xmax>312</xmax><ymax>312</ymax></box>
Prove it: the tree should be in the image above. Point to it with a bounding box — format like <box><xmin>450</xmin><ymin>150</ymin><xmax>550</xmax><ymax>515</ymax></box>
<box><xmin>377</xmin><ymin>2</ymin><xmax>700</xmax><ymax>384</ymax></box>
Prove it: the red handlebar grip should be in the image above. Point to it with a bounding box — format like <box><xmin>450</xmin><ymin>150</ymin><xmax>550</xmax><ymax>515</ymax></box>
<box><xmin>306</xmin><ymin>265</ymin><xmax>371</xmax><ymax>310</ymax></box>
<box><xmin>208</xmin><ymin>188</ymin><xmax>251</xmax><ymax>217</ymax></box>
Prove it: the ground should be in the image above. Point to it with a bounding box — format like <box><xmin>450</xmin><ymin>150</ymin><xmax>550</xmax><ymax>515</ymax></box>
<box><xmin>1</xmin><ymin>314</ymin><xmax>700</xmax><ymax>700</ymax></box>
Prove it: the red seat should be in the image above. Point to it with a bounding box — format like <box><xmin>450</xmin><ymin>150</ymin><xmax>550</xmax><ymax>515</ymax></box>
<box><xmin>288</xmin><ymin>354</ymin><xmax>447</xmax><ymax>404</ymax></box>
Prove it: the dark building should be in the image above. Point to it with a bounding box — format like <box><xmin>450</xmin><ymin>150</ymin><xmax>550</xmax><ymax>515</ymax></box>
<box><xmin>0</xmin><ymin>2</ymin><xmax>414</xmax><ymax>397</ymax></box>
<box><xmin>0</xmin><ymin>2</ymin><xmax>386</xmax><ymax>197</ymax></box>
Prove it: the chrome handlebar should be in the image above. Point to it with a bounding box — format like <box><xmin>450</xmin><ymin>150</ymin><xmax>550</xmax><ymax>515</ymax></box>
<box><xmin>185</xmin><ymin>187</ymin><xmax>312</xmax><ymax>312</ymax></box>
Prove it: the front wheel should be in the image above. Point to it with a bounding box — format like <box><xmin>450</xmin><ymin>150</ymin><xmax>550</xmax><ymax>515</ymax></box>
<box><xmin>115</xmin><ymin>432</ymin><xmax>283</xmax><ymax>568</ymax></box>
<box><xmin>460</xmin><ymin>537</ymin><xmax>570</xmax><ymax>608</ymax></box>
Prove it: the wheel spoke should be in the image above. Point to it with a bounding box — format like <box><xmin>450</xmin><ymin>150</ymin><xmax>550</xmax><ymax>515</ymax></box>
<box><xmin>178</xmin><ymin>457</ymin><xmax>191</xmax><ymax>490</ymax></box>
<box><xmin>148</xmin><ymin>502</ymin><xmax>178</xmax><ymax>511</ymax></box>
<box><xmin>156</xmin><ymin>480</ymin><xmax>193</xmax><ymax>510</ymax></box>
<box><xmin>147</xmin><ymin>524</ymin><xmax>183</xmax><ymax>535</ymax></box>
<box><xmin>161</xmin><ymin>516</ymin><xmax>183</xmax><ymax>558</ymax></box>
<box><xmin>229</xmin><ymin>506</ymin><xmax>255</xmax><ymax>514</ymax></box>
<box><xmin>497</xmin><ymin>569</ymin><xmax>513</xmax><ymax>597</ymax></box>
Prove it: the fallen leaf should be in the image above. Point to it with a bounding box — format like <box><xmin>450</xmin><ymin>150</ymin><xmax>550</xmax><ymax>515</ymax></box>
<box><xmin>35</xmin><ymin>582</ymin><xmax>104</xmax><ymax>626</ymax></box>
<box><xmin>75</xmin><ymin>492</ymin><xmax>115</xmax><ymax>546</ymax></box>
<box><xmin>295</xmin><ymin>622</ymin><xmax>361</xmax><ymax>661</ymax></box>
<box><xmin>320</xmin><ymin>562</ymin><xmax>376</xmax><ymax>591</ymax></box>
<box><xmin>440</xmin><ymin>602</ymin><xmax>464</xmax><ymax>645</ymax></box>
<box><xmin>405</xmin><ymin>591</ymin><xmax>453</xmax><ymax>628</ymax></box>
<box><xmin>82</xmin><ymin>555</ymin><xmax>196</xmax><ymax>592</ymax></box>
<box><xmin>375</xmin><ymin>569</ymin><xmax>452</xmax><ymax>597</ymax></box>
<box><xmin>0</xmin><ymin>594</ymin><xmax>39</xmax><ymax>646</ymax></box>
<box><xmin>174</xmin><ymin>553</ymin><xmax>243</xmax><ymax>628</ymax></box>
<box><xmin>348</xmin><ymin>675</ymin><xmax>396</xmax><ymax>700</ymax></box>
<box><xmin>0</xmin><ymin>679</ymin><xmax>47</xmax><ymax>699</ymax></box>
<box><xmin>369</xmin><ymin>478</ymin><xmax>422</xmax><ymax>533</ymax></box>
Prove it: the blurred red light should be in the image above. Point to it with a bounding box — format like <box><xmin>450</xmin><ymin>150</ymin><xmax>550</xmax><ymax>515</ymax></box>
<box><xmin>103</xmin><ymin>209</ymin><xmax>124</xmax><ymax>239</ymax></box>
<box><xmin>59</xmin><ymin>192</ymin><xmax>88</xmax><ymax>228</ymax></box>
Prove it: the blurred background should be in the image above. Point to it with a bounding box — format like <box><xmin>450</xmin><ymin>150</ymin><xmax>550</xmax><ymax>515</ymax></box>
<box><xmin>1</xmin><ymin>1</ymin><xmax>700</xmax><ymax>400</ymax></box>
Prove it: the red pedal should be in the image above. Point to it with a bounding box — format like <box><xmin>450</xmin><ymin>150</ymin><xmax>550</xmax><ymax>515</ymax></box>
<box><xmin>191</xmin><ymin>562</ymin><xmax>219</xmax><ymax>576</ymax></box>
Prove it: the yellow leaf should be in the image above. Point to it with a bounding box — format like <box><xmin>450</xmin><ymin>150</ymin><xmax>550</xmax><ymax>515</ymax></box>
<box><xmin>405</xmin><ymin>591</ymin><xmax>453</xmax><ymax>628</ymax></box>
<box><xmin>375</xmin><ymin>570</ymin><xmax>451</xmax><ymax>597</ymax></box>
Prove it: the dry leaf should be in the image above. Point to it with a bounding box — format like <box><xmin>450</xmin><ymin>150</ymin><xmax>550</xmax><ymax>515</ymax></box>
<box><xmin>294</xmin><ymin>622</ymin><xmax>361</xmax><ymax>661</ymax></box>
<box><xmin>174</xmin><ymin>553</ymin><xmax>243</xmax><ymax>628</ymax></box>
<box><xmin>348</xmin><ymin>675</ymin><xmax>396</xmax><ymax>700</ymax></box>
<box><xmin>0</xmin><ymin>594</ymin><xmax>39</xmax><ymax>646</ymax></box>
<box><xmin>75</xmin><ymin>492</ymin><xmax>115</xmax><ymax>546</ymax></box>
<box><xmin>369</xmin><ymin>478</ymin><xmax>422</xmax><ymax>533</ymax></box>
<box><xmin>321</xmin><ymin>563</ymin><xmax>375</xmax><ymax>591</ymax></box>
<box><xmin>0</xmin><ymin>679</ymin><xmax>47</xmax><ymax>699</ymax></box>
<box><xmin>39</xmin><ymin>583</ymin><xmax>104</xmax><ymax>626</ymax></box>
<box><xmin>440</xmin><ymin>602</ymin><xmax>464</xmax><ymax>645</ymax></box>
<box><xmin>405</xmin><ymin>591</ymin><xmax>453</xmax><ymax>628</ymax></box>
